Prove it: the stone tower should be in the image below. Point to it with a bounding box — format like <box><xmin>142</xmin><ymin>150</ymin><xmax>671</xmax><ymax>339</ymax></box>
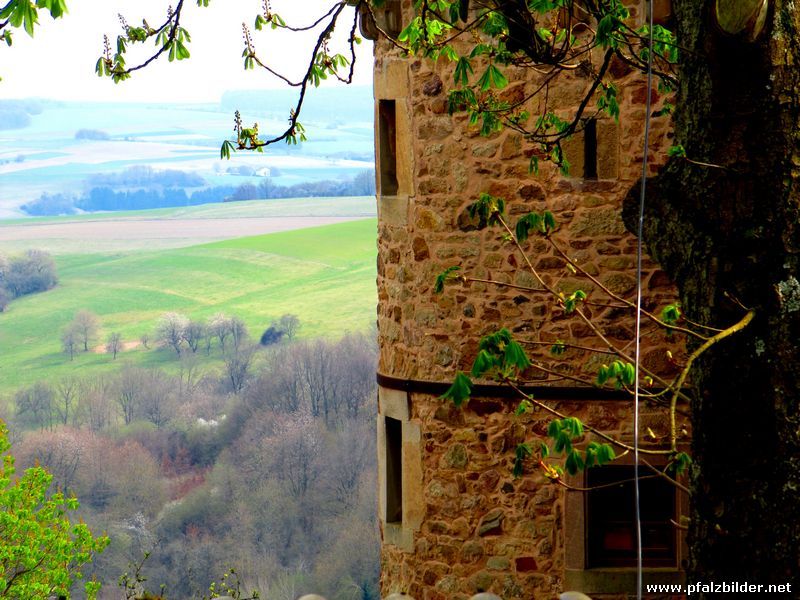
<box><xmin>368</xmin><ymin>1</ymin><xmax>686</xmax><ymax>598</ymax></box>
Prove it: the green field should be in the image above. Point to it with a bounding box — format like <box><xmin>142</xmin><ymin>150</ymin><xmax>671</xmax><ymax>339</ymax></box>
<box><xmin>0</xmin><ymin>195</ymin><xmax>376</xmax><ymax>226</ymax></box>
<box><xmin>0</xmin><ymin>218</ymin><xmax>377</xmax><ymax>393</ymax></box>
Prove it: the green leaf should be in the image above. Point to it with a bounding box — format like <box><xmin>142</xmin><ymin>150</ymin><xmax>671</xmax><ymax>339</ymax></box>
<box><xmin>220</xmin><ymin>140</ymin><xmax>235</xmax><ymax>160</ymax></box>
<box><xmin>95</xmin><ymin>57</ymin><xmax>107</xmax><ymax>77</ymax></box>
<box><xmin>565</xmin><ymin>449</ymin><xmax>585</xmax><ymax>475</ymax></box>
<box><xmin>477</xmin><ymin>63</ymin><xmax>507</xmax><ymax>91</ymax></box>
<box><xmin>661</xmin><ymin>303</ymin><xmax>682</xmax><ymax>325</ymax></box>
<box><xmin>434</xmin><ymin>265</ymin><xmax>461</xmax><ymax>294</ymax></box>
<box><xmin>471</xmin><ymin>349</ymin><xmax>497</xmax><ymax>378</ymax></box>
<box><xmin>564</xmin><ymin>416</ymin><xmax>584</xmax><ymax>437</ymax></box>
<box><xmin>440</xmin><ymin>371</ymin><xmax>473</xmax><ymax>407</ymax></box>
<box><xmin>514</xmin><ymin>399</ymin><xmax>533</xmax><ymax>416</ymax></box>
<box><xmin>467</xmin><ymin>192</ymin><xmax>505</xmax><ymax>228</ymax></box>
<box><xmin>668</xmin><ymin>144</ymin><xmax>687</xmax><ymax>158</ymax></box>
<box><xmin>539</xmin><ymin>441</ymin><xmax>550</xmax><ymax>459</ymax></box>
<box><xmin>668</xmin><ymin>451</ymin><xmax>692</xmax><ymax>475</ymax></box>
<box><xmin>503</xmin><ymin>340</ymin><xmax>530</xmax><ymax>371</ymax></box>
<box><xmin>543</xmin><ymin>210</ymin><xmax>557</xmax><ymax>232</ymax></box>
<box><xmin>596</xmin><ymin>364</ymin><xmax>609</xmax><ymax>386</ymax></box>
<box><xmin>513</xmin><ymin>443</ymin><xmax>533</xmax><ymax>478</ymax></box>
<box><xmin>515</xmin><ymin>212</ymin><xmax>542</xmax><ymax>242</ymax></box>
<box><xmin>554</xmin><ymin>431</ymin><xmax>572</xmax><ymax>453</ymax></box>
<box><xmin>585</xmin><ymin>444</ymin><xmax>597</xmax><ymax>468</ymax></box>
<box><xmin>624</xmin><ymin>362</ymin><xmax>635</xmax><ymax>386</ymax></box>
<box><xmin>596</xmin><ymin>443</ymin><xmax>616</xmax><ymax>464</ymax></box>
<box><xmin>453</xmin><ymin>56</ymin><xmax>473</xmax><ymax>85</ymax></box>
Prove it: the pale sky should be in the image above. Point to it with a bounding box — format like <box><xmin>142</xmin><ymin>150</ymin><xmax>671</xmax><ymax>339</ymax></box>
<box><xmin>0</xmin><ymin>0</ymin><xmax>374</xmax><ymax>103</ymax></box>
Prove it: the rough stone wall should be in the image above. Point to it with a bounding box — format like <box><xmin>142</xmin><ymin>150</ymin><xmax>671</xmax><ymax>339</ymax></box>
<box><xmin>380</xmin><ymin>395</ymin><xmax>684</xmax><ymax>600</ymax></box>
<box><xmin>373</xmin><ymin>1</ymin><xmax>686</xmax><ymax>598</ymax></box>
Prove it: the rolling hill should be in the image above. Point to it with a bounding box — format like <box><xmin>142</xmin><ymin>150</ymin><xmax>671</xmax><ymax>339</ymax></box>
<box><xmin>0</xmin><ymin>217</ymin><xmax>377</xmax><ymax>393</ymax></box>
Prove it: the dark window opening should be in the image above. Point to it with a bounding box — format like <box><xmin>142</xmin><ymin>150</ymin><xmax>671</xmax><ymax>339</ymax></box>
<box><xmin>583</xmin><ymin>119</ymin><xmax>598</xmax><ymax>180</ymax></box>
<box><xmin>378</xmin><ymin>100</ymin><xmax>399</xmax><ymax>196</ymax></box>
<box><xmin>586</xmin><ymin>465</ymin><xmax>676</xmax><ymax>568</ymax></box>
<box><xmin>383</xmin><ymin>0</ymin><xmax>403</xmax><ymax>38</ymax></box>
<box><xmin>385</xmin><ymin>416</ymin><xmax>403</xmax><ymax>524</ymax></box>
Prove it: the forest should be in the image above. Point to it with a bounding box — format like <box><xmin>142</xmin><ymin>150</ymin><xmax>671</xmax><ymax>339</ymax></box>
<box><xmin>4</xmin><ymin>331</ymin><xmax>379</xmax><ymax>599</ymax></box>
<box><xmin>21</xmin><ymin>170</ymin><xmax>376</xmax><ymax>216</ymax></box>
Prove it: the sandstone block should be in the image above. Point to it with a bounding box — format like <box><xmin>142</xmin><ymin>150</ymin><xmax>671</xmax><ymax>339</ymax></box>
<box><xmin>478</xmin><ymin>508</ymin><xmax>505</xmax><ymax>536</ymax></box>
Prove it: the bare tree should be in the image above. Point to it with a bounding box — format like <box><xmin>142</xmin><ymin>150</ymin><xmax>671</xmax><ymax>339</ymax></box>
<box><xmin>324</xmin><ymin>419</ymin><xmax>373</xmax><ymax>510</ymax></box>
<box><xmin>208</xmin><ymin>312</ymin><xmax>232</xmax><ymax>352</ymax></box>
<box><xmin>116</xmin><ymin>366</ymin><xmax>145</xmax><ymax>425</ymax></box>
<box><xmin>61</xmin><ymin>326</ymin><xmax>78</xmax><ymax>361</ymax></box>
<box><xmin>277</xmin><ymin>314</ymin><xmax>300</xmax><ymax>340</ymax></box>
<box><xmin>0</xmin><ymin>253</ymin><xmax>8</xmax><ymax>288</ymax></box>
<box><xmin>16</xmin><ymin>428</ymin><xmax>84</xmax><ymax>493</ymax></box>
<box><xmin>106</xmin><ymin>332</ymin><xmax>122</xmax><ymax>359</ymax></box>
<box><xmin>14</xmin><ymin>382</ymin><xmax>54</xmax><ymax>431</ymax></box>
<box><xmin>54</xmin><ymin>377</ymin><xmax>79</xmax><ymax>426</ymax></box>
<box><xmin>183</xmin><ymin>320</ymin><xmax>206</xmax><ymax>354</ymax></box>
<box><xmin>156</xmin><ymin>312</ymin><xmax>188</xmax><ymax>356</ymax></box>
<box><xmin>224</xmin><ymin>343</ymin><xmax>257</xmax><ymax>394</ymax></box>
<box><xmin>229</xmin><ymin>316</ymin><xmax>248</xmax><ymax>351</ymax></box>
<box><xmin>138</xmin><ymin>370</ymin><xmax>174</xmax><ymax>429</ymax></box>
<box><xmin>72</xmin><ymin>309</ymin><xmax>99</xmax><ymax>352</ymax></box>
<box><xmin>79</xmin><ymin>377</ymin><xmax>114</xmax><ymax>432</ymax></box>
<box><xmin>177</xmin><ymin>352</ymin><xmax>202</xmax><ymax>398</ymax></box>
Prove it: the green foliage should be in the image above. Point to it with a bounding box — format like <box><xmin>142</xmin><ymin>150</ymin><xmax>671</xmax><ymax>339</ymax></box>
<box><xmin>434</xmin><ymin>265</ymin><xmax>461</xmax><ymax>294</ymax></box>
<box><xmin>440</xmin><ymin>371</ymin><xmax>473</xmax><ymax>408</ymax></box>
<box><xmin>637</xmin><ymin>23</ymin><xmax>679</xmax><ymax>64</ymax></box>
<box><xmin>512</xmin><ymin>442</ymin><xmax>533</xmax><ymax>478</ymax></box>
<box><xmin>543</xmin><ymin>418</ymin><xmax>616</xmax><ymax>475</ymax></box>
<box><xmin>0</xmin><ymin>0</ymin><xmax>67</xmax><ymax>39</ymax></box>
<box><xmin>515</xmin><ymin>210</ymin><xmax>557</xmax><ymax>242</ymax></box>
<box><xmin>597</xmin><ymin>84</ymin><xmax>620</xmax><ymax>120</ymax></box>
<box><xmin>561</xmin><ymin>289</ymin><xmax>587</xmax><ymax>314</ymax></box>
<box><xmin>514</xmin><ymin>398</ymin><xmax>533</xmax><ymax>416</ymax></box>
<box><xmin>469</xmin><ymin>328</ymin><xmax>530</xmax><ymax>380</ymax></box>
<box><xmin>453</xmin><ymin>56</ymin><xmax>473</xmax><ymax>85</ymax></box>
<box><xmin>668</xmin><ymin>144</ymin><xmax>687</xmax><ymax>158</ymax></box>
<box><xmin>204</xmin><ymin>568</ymin><xmax>259</xmax><ymax>600</ymax></box>
<box><xmin>669</xmin><ymin>451</ymin><xmax>692</xmax><ymax>475</ymax></box>
<box><xmin>476</xmin><ymin>63</ymin><xmax>508</xmax><ymax>91</ymax></box>
<box><xmin>0</xmin><ymin>421</ymin><xmax>108</xmax><ymax>598</ymax></box>
<box><xmin>594</xmin><ymin>2</ymin><xmax>630</xmax><ymax>49</ymax></box>
<box><xmin>466</xmin><ymin>193</ymin><xmax>505</xmax><ymax>229</ymax></box>
<box><xmin>219</xmin><ymin>140</ymin><xmax>235</xmax><ymax>160</ymax></box>
<box><xmin>596</xmin><ymin>360</ymin><xmax>636</xmax><ymax>389</ymax></box>
<box><xmin>661</xmin><ymin>302</ymin><xmax>682</xmax><ymax>325</ymax></box>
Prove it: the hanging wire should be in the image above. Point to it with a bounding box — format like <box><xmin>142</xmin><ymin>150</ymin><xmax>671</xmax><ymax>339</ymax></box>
<box><xmin>633</xmin><ymin>1</ymin><xmax>656</xmax><ymax>598</ymax></box>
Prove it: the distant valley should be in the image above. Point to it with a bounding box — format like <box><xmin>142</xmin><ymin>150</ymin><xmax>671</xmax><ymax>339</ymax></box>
<box><xmin>0</xmin><ymin>86</ymin><xmax>375</xmax><ymax>218</ymax></box>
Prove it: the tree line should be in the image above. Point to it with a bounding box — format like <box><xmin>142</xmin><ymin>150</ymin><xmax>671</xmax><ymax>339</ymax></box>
<box><xmin>61</xmin><ymin>309</ymin><xmax>300</xmax><ymax>379</ymax></box>
<box><xmin>21</xmin><ymin>170</ymin><xmax>376</xmax><ymax>216</ymax></box>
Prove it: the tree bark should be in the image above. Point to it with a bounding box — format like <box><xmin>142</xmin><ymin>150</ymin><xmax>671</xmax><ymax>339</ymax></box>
<box><xmin>626</xmin><ymin>0</ymin><xmax>800</xmax><ymax>590</ymax></box>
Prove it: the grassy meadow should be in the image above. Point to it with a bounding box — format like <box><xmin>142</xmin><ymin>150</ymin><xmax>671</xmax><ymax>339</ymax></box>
<box><xmin>0</xmin><ymin>217</ymin><xmax>377</xmax><ymax>394</ymax></box>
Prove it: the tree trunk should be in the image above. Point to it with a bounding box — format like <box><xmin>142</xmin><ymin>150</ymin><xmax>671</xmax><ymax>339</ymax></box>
<box><xmin>626</xmin><ymin>0</ymin><xmax>800</xmax><ymax>590</ymax></box>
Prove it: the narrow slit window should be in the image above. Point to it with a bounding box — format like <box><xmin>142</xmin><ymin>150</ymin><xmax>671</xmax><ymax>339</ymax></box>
<box><xmin>383</xmin><ymin>0</ymin><xmax>403</xmax><ymax>38</ymax></box>
<box><xmin>385</xmin><ymin>416</ymin><xmax>403</xmax><ymax>524</ymax></box>
<box><xmin>583</xmin><ymin>119</ymin><xmax>598</xmax><ymax>180</ymax></box>
<box><xmin>378</xmin><ymin>99</ymin><xmax>399</xmax><ymax>196</ymax></box>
